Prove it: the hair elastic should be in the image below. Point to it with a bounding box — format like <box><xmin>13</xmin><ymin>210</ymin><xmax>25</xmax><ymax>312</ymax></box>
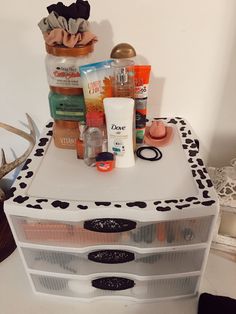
<box><xmin>136</xmin><ymin>146</ymin><xmax>162</xmax><ymax>161</ymax></box>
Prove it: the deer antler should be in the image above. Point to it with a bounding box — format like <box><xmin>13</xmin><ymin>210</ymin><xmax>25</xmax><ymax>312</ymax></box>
<box><xmin>0</xmin><ymin>113</ymin><xmax>36</xmax><ymax>181</ymax></box>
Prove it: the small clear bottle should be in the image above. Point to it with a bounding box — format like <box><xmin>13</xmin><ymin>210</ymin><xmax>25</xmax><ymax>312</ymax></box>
<box><xmin>83</xmin><ymin>112</ymin><xmax>106</xmax><ymax>166</ymax></box>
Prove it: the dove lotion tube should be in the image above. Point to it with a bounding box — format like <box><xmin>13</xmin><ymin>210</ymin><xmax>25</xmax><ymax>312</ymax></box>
<box><xmin>103</xmin><ymin>97</ymin><xmax>135</xmax><ymax>168</ymax></box>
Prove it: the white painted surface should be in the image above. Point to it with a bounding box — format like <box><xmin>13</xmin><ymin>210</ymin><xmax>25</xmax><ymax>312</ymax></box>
<box><xmin>27</xmin><ymin>126</ymin><xmax>197</xmax><ymax>202</ymax></box>
<box><xmin>1</xmin><ymin>0</ymin><xmax>236</xmax><ymax>189</ymax></box>
<box><xmin>0</xmin><ymin>249</ymin><xmax>235</xmax><ymax>314</ymax></box>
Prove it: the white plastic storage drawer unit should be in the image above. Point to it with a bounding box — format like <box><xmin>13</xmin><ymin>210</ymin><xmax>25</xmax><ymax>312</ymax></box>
<box><xmin>4</xmin><ymin>117</ymin><xmax>219</xmax><ymax>302</ymax></box>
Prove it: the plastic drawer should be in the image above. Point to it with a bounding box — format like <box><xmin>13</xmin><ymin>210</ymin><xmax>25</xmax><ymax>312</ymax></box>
<box><xmin>31</xmin><ymin>273</ymin><xmax>199</xmax><ymax>300</ymax></box>
<box><xmin>22</xmin><ymin>247</ymin><xmax>205</xmax><ymax>276</ymax></box>
<box><xmin>12</xmin><ymin>216</ymin><xmax>213</xmax><ymax>248</ymax></box>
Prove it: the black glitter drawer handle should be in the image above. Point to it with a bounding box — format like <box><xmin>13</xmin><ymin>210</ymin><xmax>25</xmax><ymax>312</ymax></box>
<box><xmin>84</xmin><ymin>218</ymin><xmax>137</xmax><ymax>233</ymax></box>
<box><xmin>88</xmin><ymin>250</ymin><xmax>135</xmax><ymax>264</ymax></box>
<box><xmin>92</xmin><ymin>277</ymin><xmax>135</xmax><ymax>291</ymax></box>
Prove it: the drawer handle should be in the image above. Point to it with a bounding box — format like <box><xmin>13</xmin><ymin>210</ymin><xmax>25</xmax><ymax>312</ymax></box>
<box><xmin>84</xmin><ymin>218</ymin><xmax>136</xmax><ymax>233</ymax></box>
<box><xmin>88</xmin><ymin>250</ymin><xmax>135</xmax><ymax>264</ymax></box>
<box><xmin>92</xmin><ymin>277</ymin><xmax>135</xmax><ymax>291</ymax></box>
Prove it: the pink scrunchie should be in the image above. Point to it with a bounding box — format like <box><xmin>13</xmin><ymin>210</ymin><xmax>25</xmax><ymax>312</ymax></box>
<box><xmin>43</xmin><ymin>28</ymin><xmax>97</xmax><ymax>48</ymax></box>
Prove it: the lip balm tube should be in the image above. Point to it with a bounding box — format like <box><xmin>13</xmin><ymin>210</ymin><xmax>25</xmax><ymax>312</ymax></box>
<box><xmin>134</xmin><ymin>65</ymin><xmax>151</xmax><ymax>144</ymax></box>
<box><xmin>103</xmin><ymin>97</ymin><xmax>135</xmax><ymax>168</ymax></box>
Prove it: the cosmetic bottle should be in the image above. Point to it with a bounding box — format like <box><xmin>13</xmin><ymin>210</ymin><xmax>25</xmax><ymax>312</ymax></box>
<box><xmin>103</xmin><ymin>97</ymin><xmax>135</xmax><ymax>168</ymax></box>
<box><xmin>83</xmin><ymin>112</ymin><xmax>106</xmax><ymax>166</ymax></box>
<box><xmin>45</xmin><ymin>43</ymin><xmax>94</xmax><ymax>96</ymax></box>
<box><xmin>53</xmin><ymin>120</ymin><xmax>80</xmax><ymax>149</ymax></box>
<box><xmin>110</xmin><ymin>43</ymin><xmax>136</xmax><ymax>98</ymax></box>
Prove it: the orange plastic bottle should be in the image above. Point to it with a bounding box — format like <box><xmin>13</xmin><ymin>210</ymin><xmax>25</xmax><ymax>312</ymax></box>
<box><xmin>53</xmin><ymin>120</ymin><xmax>80</xmax><ymax>149</ymax></box>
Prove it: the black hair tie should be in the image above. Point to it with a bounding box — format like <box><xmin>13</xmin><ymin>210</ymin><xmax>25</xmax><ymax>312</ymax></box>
<box><xmin>136</xmin><ymin>146</ymin><xmax>162</xmax><ymax>161</ymax></box>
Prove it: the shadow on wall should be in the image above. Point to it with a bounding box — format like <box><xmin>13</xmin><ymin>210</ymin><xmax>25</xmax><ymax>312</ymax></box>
<box><xmin>208</xmin><ymin>34</ymin><xmax>236</xmax><ymax>167</ymax></box>
<box><xmin>90</xmin><ymin>20</ymin><xmax>166</xmax><ymax>118</ymax></box>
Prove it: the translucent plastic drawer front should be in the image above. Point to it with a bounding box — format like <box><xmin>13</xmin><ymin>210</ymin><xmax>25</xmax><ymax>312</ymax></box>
<box><xmin>12</xmin><ymin>216</ymin><xmax>213</xmax><ymax>248</ymax></box>
<box><xmin>31</xmin><ymin>274</ymin><xmax>198</xmax><ymax>300</ymax></box>
<box><xmin>23</xmin><ymin>247</ymin><xmax>205</xmax><ymax>276</ymax></box>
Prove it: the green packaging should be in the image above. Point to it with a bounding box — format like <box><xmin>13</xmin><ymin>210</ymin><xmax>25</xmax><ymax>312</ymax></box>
<box><xmin>48</xmin><ymin>92</ymin><xmax>85</xmax><ymax>122</ymax></box>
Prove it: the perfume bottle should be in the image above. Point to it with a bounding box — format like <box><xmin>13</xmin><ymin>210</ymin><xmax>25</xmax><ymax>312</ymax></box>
<box><xmin>110</xmin><ymin>43</ymin><xmax>136</xmax><ymax>98</ymax></box>
<box><xmin>111</xmin><ymin>59</ymin><xmax>135</xmax><ymax>98</ymax></box>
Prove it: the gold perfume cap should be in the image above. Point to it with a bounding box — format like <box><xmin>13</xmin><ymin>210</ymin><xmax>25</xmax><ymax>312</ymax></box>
<box><xmin>110</xmin><ymin>43</ymin><xmax>136</xmax><ymax>59</ymax></box>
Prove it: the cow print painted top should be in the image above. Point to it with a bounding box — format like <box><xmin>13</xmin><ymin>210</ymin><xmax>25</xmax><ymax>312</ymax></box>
<box><xmin>5</xmin><ymin>118</ymin><xmax>218</xmax><ymax>214</ymax></box>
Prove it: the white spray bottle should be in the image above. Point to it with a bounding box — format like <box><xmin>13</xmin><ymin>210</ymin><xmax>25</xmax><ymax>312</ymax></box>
<box><xmin>103</xmin><ymin>97</ymin><xmax>135</xmax><ymax>168</ymax></box>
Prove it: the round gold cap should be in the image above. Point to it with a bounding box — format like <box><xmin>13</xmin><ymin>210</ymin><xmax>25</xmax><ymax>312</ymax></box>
<box><xmin>110</xmin><ymin>43</ymin><xmax>136</xmax><ymax>59</ymax></box>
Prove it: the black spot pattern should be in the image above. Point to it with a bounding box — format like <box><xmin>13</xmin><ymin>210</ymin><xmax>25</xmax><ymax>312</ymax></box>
<box><xmin>203</xmin><ymin>190</ymin><xmax>210</xmax><ymax>198</ymax></box>
<box><xmin>197</xmin><ymin>159</ymin><xmax>204</xmax><ymax>166</ymax></box>
<box><xmin>197</xmin><ymin>170</ymin><xmax>206</xmax><ymax>180</ymax></box>
<box><xmin>8</xmin><ymin>118</ymin><xmax>217</xmax><ymax>215</ymax></box>
<box><xmin>21</xmin><ymin>159</ymin><xmax>32</xmax><ymax>170</ymax></box>
<box><xmin>26</xmin><ymin>204</ymin><xmax>42</xmax><ymax>209</ymax></box>
<box><xmin>176</xmin><ymin>204</ymin><xmax>191</xmax><ymax>209</ymax></box>
<box><xmin>206</xmin><ymin>180</ymin><xmax>213</xmax><ymax>188</ymax></box>
<box><xmin>190</xmin><ymin>143</ymin><xmax>197</xmax><ymax>149</ymax></box>
<box><xmin>95</xmin><ymin>202</ymin><xmax>111</xmax><ymax>206</ymax></box>
<box><xmin>19</xmin><ymin>182</ymin><xmax>27</xmax><ymax>189</ymax></box>
<box><xmin>196</xmin><ymin>179</ymin><xmax>205</xmax><ymax>189</ymax></box>
<box><xmin>34</xmin><ymin>149</ymin><xmax>44</xmax><ymax>157</ymax></box>
<box><xmin>126</xmin><ymin>202</ymin><xmax>147</xmax><ymax>208</ymax></box>
<box><xmin>25</xmin><ymin>171</ymin><xmax>33</xmax><ymax>178</ymax></box>
<box><xmin>38</xmin><ymin>137</ymin><xmax>49</xmax><ymax>147</ymax></box>
<box><xmin>6</xmin><ymin>187</ymin><xmax>16</xmax><ymax>199</ymax></box>
<box><xmin>13</xmin><ymin>196</ymin><xmax>29</xmax><ymax>203</ymax></box>
<box><xmin>186</xmin><ymin>139</ymin><xmax>193</xmax><ymax>144</ymax></box>
<box><xmin>156</xmin><ymin>206</ymin><xmax>171</xmax><ymax>211</ymax></box>
<box><xmin>189</xmin><ymin>150</ymin><xmax>198</xmax><ymax>157</ymax></box>
<box><xmin>46</xmin><ymin>122</ymin><xmax>53</xmax><ymax>128</ymax></box>
<box><xmin>186</xmin><ymin>197</ymin><xmax>198</xmax><ymax>202</ymax></box>
<box><xmin>77</xmin><ymin>205</ymin><xmax>88</xmax><ymax>210</ymax></box>
<box><xmin>165</xmin><ymin>200</ymin><xmax>178</xmax><ymax>204</ymax></box>
<box><xmin>51</xmin><ymin>200</ymin><xmax>69</xmax><ymax>209</ymax></box>
<box><xmin>192</xmin><ymin>170</ymin><xmax>196</xmax><ymax>177</ymax></box>
<box><xmin>202</xmin><ymin>200</ymin><xmax>215</xmax><ymax>206</ymax></box>
<box><xmin>36</xmin><ymin>199</ymin><xmax>48</xmax><ymax>203</ymax></box>
<box><xmin>169</xmin><ymin>119</ymin><xmax>177</xmax><ymax>124</ymax></box>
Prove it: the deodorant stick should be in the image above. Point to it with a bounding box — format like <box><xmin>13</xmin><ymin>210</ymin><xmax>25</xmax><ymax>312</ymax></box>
<box><xmin>103</xmin><ymin>97</ymin><xmax>135</xmax><ymax>168</ymax></box>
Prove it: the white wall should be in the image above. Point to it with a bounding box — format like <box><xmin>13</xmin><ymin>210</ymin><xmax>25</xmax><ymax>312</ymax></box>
<box><xmin>1</xmin><ymin>0</ymin><xmax>236</xmax><ymax>186</ymax></box>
